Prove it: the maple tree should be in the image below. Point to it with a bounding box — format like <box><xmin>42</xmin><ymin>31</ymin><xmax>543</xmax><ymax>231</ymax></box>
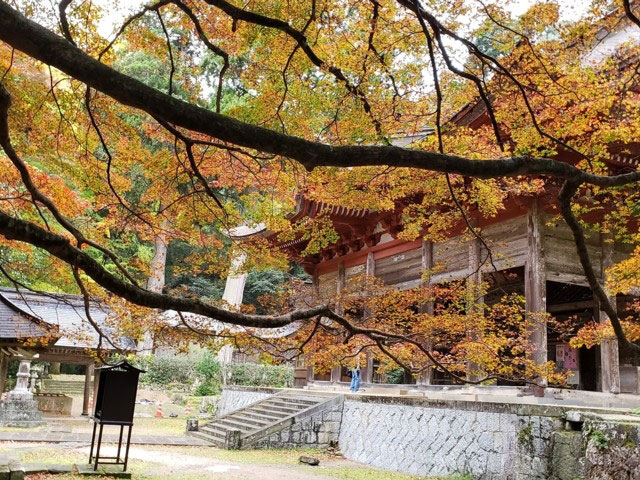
<box><xmin>0</xmin><ymin>0</ymin><xmax>640</xmax><ymax>383</ymax></box>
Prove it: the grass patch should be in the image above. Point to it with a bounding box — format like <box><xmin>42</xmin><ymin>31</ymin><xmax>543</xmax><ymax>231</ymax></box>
<box><xmin>19</xmin><ymin>447</ymin><xmax>85</xmax><ymax>465</ymax></box>
<box><xmin>310</xmin><ymin>466</ymin><xmax>453</xmax><ymax>480</ymax></box>
<box><xmin>68</xmin><ymin>418</ymin><xmax>186</xmax><ymax>436</ymax></box>
<box><xmin>13</xmin><ymin>444</ymin><xmax>476</xmax><ymax>480</ymax></box>
<box><xmin>202</xmin><ymin>447</ymin><xmax>325</xmax><ymax>464</ymax></box>
<box><xmin>0</xmin><ymin>425</ymin><xmax>45</xmax><ymax>432</ymax></box>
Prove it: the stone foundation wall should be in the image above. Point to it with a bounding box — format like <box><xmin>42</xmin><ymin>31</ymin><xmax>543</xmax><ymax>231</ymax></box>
<box><xmin>254</xmin><ymin>399</ymin><xmax>343</xmax><ymax>449</ymax></box>
<box><xmin>580</xmin><ymin>413</ymin><xmax>640</xmax><ymax>480</ymax></box>
<box><xmin>216</xmin><ymin>386</ymin><xmax>277</xmax><ymax>417</ymax></box>
<box><xmin>220</xmin><ymin>387</ymin><xmax>640</xmax><ymax>480</ymax></box>
<box><xmin>338</xmin><ymin>397</ymin><xmax>561</xmax><ymax>480</ymax></box>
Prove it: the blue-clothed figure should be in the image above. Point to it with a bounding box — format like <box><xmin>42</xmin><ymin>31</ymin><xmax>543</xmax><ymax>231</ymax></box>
<box><xmin>350</xmin><ymin>367</ymin><xmax>361</xmax><ymax>392</ymax></box>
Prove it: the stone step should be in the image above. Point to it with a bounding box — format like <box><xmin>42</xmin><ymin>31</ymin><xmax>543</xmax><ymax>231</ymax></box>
<box><xmin>216</xmin><ymin>417</ymin><xmax>263</xmax><ymax>432</ymax></box>
<box><xmin>243</xmin><ymin>406</ymin><xmax>291</xmax><ymax>418</ymax></box>
<box><xmin>263</xmin><ymin>399</ymin><xmax>320</xmax><ymax>409</ymax></box>
<box><xmin>275</xmin><ymin>394</ymin><xmax>326</xmax><ymax>404</ymax></box>
<box><xmin>233</xmin><ymin>410</ymin><xmax>282</xmax><ymax>424</ymax></box>
<box><xmin>250</xmin><ymin>404</ymin><xmax>302</xmax><ymax>415</ymax></box>
<box><xmin>196</xmin><ymin>391</ymin><xmax>341</xmax><ymax>448</ymax></box>
<box><xmin>189</xmin><ymin>430</ymin><xmax>225</xmax><ymax>446</ymax></box>
<box><xmin>200</xmin><ymin>424</ymin><xmax>231</xmax><ymax>437</ymax></box>
<box><xmin>42</xmin><ymin>380</ymin><xmax>86</xmax><ymax>394</ymax></box>
<box><xmin>227</xmin><ymin>413</ymin><xmax>275</xmax><ymax>427</ymax></box>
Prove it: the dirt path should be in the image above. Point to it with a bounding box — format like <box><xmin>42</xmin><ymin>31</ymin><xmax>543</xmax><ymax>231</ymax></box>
<box><xmin>84</xmin><ymin>445</ymin><xmax>360</xmax><ymax>480</ymax></box>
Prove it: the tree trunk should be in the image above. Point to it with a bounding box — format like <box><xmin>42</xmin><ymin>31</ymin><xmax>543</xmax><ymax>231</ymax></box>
<box><xmin>138</xmin><ymin>219</ymin><xmax>169</xmax><ymax>353</ymax></box>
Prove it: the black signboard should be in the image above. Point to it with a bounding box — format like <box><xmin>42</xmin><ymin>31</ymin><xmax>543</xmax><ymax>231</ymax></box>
<box><xmin>89</xmin><ymin>360</ymin><xmax>145</xmax><ymax>472</ymax></box>
<box><xmin>93</xmin><ymin>361</ymin><xmax>143</xmax><ymax>424</ymax></box>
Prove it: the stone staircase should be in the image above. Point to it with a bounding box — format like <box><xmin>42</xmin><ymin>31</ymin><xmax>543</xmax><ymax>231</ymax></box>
<box><xmin>43</xmin><ymin>375</ymin><xmax>87</xmax><ymax>396</ymax></box>
<box><xmin>191</xmin><ymin>391</ymin><xmax>341</xmax><ymax>449</ymax></box>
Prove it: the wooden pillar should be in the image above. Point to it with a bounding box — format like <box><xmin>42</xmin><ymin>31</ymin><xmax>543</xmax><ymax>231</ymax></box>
<box><xmin>330</xmin><ymin>366</ymin><xmax>342</xmax><ymax>383</ymax></box>
<box><xmin>337</xmin><ymin>261</ymin><xmax>345</xmax><ymax>295</ymax></box>
<box><xmin>92</xmin><ymin>367</ymin><xmax>101</xmax><ymax>411</ymax></box>
<box><xmin>49</xmin><ymin>362</ymin><xmax>61</xmax><ymax>375</ymax></box>
<box><xmin>363</xmin><ymin>252</ymin><xmax>375</xmax><ymax>384</ymax></box>
<box><xmin>0</xmin><ymin>354</ymin><xmax>9</xmax><ymax>394</ymax></box>
<box><xmin>82</xmin><ymin>364</ymin><xmax>94</xmax><ymax>416</ymax></box>
<box><xmin>600</xmin><ymin>234</ymin><xmax>620</xmax><ymax>393</ymax></box>
<box><xmin>331</xmin><ymin>262</ymin><xmax>346</xmax><ymax>383</ymax></box>
<box><xmin>467</xmin><ymin>235</ymin><xmax>483</xmax><ymax>382</ymax></box>
<box><xmin>419</xmin><ymin>240</ymin><xmax>435</xmax><ymax>385</ymax></box>
<box><xmin>308</xmin><ymin>272</ymin><xmax>320</xmax><ymax>384</ymax></box>
<box><xmin>525</xmin><ymin>200</ymin><xmax>548</xmax><ymax>384</ymax></box>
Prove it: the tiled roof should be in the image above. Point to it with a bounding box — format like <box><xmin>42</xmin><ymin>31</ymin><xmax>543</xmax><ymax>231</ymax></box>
<box><xmin>0</xmin><ymin>287</ymin><xmax>135</xmax><ymax>351</ymax></box>
<box><xmin>0</xmin><ymin>291</ymin><xmax>55</xmax><ymax>340</ymax></box>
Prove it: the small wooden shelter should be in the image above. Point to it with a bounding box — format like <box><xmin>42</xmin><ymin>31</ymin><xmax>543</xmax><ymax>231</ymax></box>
<box><xmin>0</xmin><ymin>287</ymin><xmax>135</xmax><ymax>414</ymax></box>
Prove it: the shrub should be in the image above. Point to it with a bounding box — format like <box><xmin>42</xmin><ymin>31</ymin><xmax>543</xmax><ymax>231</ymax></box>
<box><xmin>133</xmin><ymin>355</ymin><xmax>195</xmax><ymax>386</ymax></box>
<box><xmin>195</xmin><ymin>353</ymin><xmax>221</xmax><ymax>380</ymax></box>
<box><xmin>195</xmin><ymin>381</ymin><xmax>220</xmax><ymax>396</ymax></box>
<box><xmin>226</xmin><ymin>363</ymin><xmax>293</xmax><ymax>388</ymax></box>
<box><xmin>386</xmin><ymin>368</ymin><xmax>405</xmax><ymax>384</ymax></box>
<box><xmin>128</xmin><ymin>353</ymin><xmax>293</xmax><ymax>393</ymax></box>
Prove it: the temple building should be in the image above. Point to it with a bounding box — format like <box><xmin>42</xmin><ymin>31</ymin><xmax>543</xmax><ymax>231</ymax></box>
<box><xmin>0</xmin><ymin>287</ymin><xmax>135</xmax><ymax>415</ymax></box>
<box><xmin>252</xmin><ymin>187</ymin><xmax>638</xmax><ymax>393</ymax></box>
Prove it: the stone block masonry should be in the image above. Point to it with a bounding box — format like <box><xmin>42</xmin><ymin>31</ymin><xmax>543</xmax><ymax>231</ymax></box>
<box><xmin>253</xmin><ymin>401</ymin><xmax>344</xmax><ymax>449</ymax></box>
<box><xmin>338</xmin><ymin>398</ymin><xmax>561</xmax><ymax>480</ymax></box>
<box><xmin>216</xmin><ymin>387</ymin><xmax>276</xmax><ymax>417</ymax></box>
<box><xmin>219</xmin><ymin>387</ymin><xmax>640</xmax><ymax>479</ymax></box>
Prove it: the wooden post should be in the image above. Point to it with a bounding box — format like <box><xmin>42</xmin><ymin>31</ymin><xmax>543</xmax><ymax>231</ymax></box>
<box><xmin>467</xmin><ymin>236</ymin><xmax>483</xmax><ymax>382</ymax></box>
<box><xmin>419</xmin><ymin>240</ymin><xmax>435</xmax><ymax>385</ymax></box>
<box><xmin>92</xmin><ymin>367</ymin><xmax>101</xmax><ymax>412</ymax></box>
<box><xmin>307</xmin><ymin>272</ymin><xmax>320</xmax><ymax>384</ymax></box>
<box><xmin>49</xmin><ymin>362</ymin><xmax>61</xmax><ymax>375</ymax></box>
<box><xmin>363</xmin><ymin>252</ymin><xmax>375</xmax><ymax>384</ymax></box>
<box><xmin>0</xmin><ymin>354</ymin><xmax>9</xmax><ymax>394</ymax></box>
<box><xmin>337</xmin><ymin>261</ymin><xmax>345</xmax><ymax>295</ymax></box>
<box><xmin>331</xmin><ymin>262</ymin><xmax>346</xmax><ymax>383</ymax></box>
<box><xmin>525</xmin><ymin>200</ymin><xmax>548</xmax><ymax>384</ymax></box>
<box><xmin>82</xmin><ymin>364</ymin><xmax>94</xmax><ymax>416</ymax></box>
<box><xmin>600</xmin><ymin>234</ymin><xmax>620</xmax><ymax>393</ymax></box>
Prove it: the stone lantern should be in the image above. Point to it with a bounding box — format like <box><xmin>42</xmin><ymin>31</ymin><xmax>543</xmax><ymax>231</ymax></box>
<box><xmin>0</xmin><ymin>357</ymin><xmax>44</xmax><ymax>427</ymax></box>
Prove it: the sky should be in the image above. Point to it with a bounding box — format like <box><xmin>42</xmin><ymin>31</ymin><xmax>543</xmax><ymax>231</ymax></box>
<box><xmin>94</xmin><ymin>0</ymin><xmax>594</xmax><ymax>39</ymax></box>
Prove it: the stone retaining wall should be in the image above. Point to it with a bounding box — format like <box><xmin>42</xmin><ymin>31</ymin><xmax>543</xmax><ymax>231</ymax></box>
<box><xmin>254</xmin><ymin>397</ymin><xmax>343</xmax><ymax>449</ymax></box>
<box><xmin>220</xmin><ymin>387</ymin><xmax>640</xmax><ymax>480</ymax></box>
<box><xmin>216</xmin><ymin>387</ymin><xmax>276</xmax><ymax>417</ymax></box>
<box><xmin>338</xmin><ymin>396</ymin><xmax>562</xmax><ymax>480</ymax></box>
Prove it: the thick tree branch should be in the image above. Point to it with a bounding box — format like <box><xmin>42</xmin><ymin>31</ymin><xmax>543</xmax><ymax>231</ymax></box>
<box><xmin>0</xmin><ymin>208</ymin><xmax>331</xmax><ymax>329</ymax></box>
<box><xmin>0</xmin><ymin>81</ymin><xmax>141</xmax><ymax>287</ymax></box>
<box><xmin>58</xmin><ymin>0</ymin><xmax>76</xmax><ymax>45</ymax></box>
<box><xmin>0</xmin><ymin>2</ymin><xmax>637</xmax><ymax>187</ymax></box>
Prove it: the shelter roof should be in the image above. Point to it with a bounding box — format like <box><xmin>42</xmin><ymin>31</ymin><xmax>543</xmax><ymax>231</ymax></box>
<box><xmin>0</xmin><ymin>287</ymin><xmax>135</xmax><ymax>351</ymax></box>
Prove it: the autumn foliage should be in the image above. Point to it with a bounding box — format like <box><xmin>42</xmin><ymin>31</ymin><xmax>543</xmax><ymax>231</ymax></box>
<box><xmin>0</xmin><ymin>1</ymin><xmax>639</xmax><ymax>383</ymax></box>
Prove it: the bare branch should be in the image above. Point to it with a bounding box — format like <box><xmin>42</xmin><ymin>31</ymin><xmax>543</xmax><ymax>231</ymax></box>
<box><xmin>558</xmin><ymin>180</ymin><xmax>640</xmax><ymax>354</ymax></box>
<box><xmin>624</xmin><ymin>0</ymin><xmax>640</xmax><ymax>30</ymax></box>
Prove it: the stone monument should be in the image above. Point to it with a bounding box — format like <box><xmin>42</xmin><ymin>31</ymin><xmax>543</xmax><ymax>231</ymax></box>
<box><xmin>0</xmin><ymin>358</ymin><xmax>44</xmax><ymax>427</ymax></box>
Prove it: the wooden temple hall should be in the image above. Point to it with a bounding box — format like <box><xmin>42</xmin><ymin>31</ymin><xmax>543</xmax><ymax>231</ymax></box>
<box><xmin>262</xmin><ymin>189</ymin><xmax>639</xmax><ymax>394</ymax></box>
<box><xmin>0</xmin><ymin>287</ymin><xmax>135</xmax><ymax>415</ymax></box>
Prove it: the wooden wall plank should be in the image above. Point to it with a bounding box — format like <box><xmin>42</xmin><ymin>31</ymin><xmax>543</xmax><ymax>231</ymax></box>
<box><xmin>376</xmin><ymin>247</ymin><xmax>423</xmax><ymax>288</ymax></box>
